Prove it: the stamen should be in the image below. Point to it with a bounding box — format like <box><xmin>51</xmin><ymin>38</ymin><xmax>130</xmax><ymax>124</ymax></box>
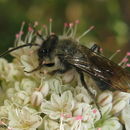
<box><xmin>63</xmin><ymin>22</ymin><xmax>68</xmax><ymax>35</ymax></box>
<box><xmin>77</xmin><ymin>26</ymin><xmax>95</xmax><ymax>41</ymax></box>
<box><xmin>65</xmin><ymin>114</ymin><xmax>72</xmax><ymax>118</ymax></box>
<box><xmin>14</xmin><ymin>22</ymin><xmax>25</xmax><ymax>46</ymax></box>
<box><xmin>43</xmin><ymin>24</ymin><xmax>48</xmax><ymax>35</ymax></box>
<box><xmin>92</xmin><ymin>109</ymin><xmax>97</xmax><ymax>114</ymax></box>
<box><xmin>0</xmin><ymin>120</ymin><xmax>8</xmax><ymax>129</ymax></box>
<box><xmin>122</xmin><ymin>58</ymin><xmax>128</xmax><ymax>63</ymax></box>
<box><xmin>73</xmin><ymin>20</ymin><xmax>80</xmax><ymax>38</ymax></box>
<box><xmin>34</xmin><ymin>21</ymin><xmax>39</xmax><ymax>27</ymax></box>
<box><xmin>121</xmin><ymin>59</ymin><xmax>129</xmax><ymax>68</ymax></box>
<box><xmin>60</xmin><ymin>115</ymin><xmax>64</xmax><ymax>130</ymax></box>
<box><xmin>20</xmin><ymin>21</ymin><xmax>25</xmax><ymax>33</ymax></box>
<box><xmin>119</xmin><ymin>52</ymin><xmax>130</xmax><ymax>66</ymax></box>
<box><xmin>74</xmin><ymin>115</ymin><xmax>83</xmax><ymax>120</ymax></box>
<box><xmin>100</xmin><ymin>48</ymin><xmax>103</xmax><ymax>54</ymax></box>
<box><xmin>8</xmin><ymin>127</ymin><xmax>13</xmax><ymax>130</ymax></box>
<box><xmin>29</xmin><ymin>50</ymin><xmax>34</xmax><ymax>55</ymax></box>
<box><xmin>69</xmin><ymin>23</ymin><xmax>74</xmax><ymax>37</ymax></box>
<box><xmin>18</xmin><ymin>22</ymin><xmax>25</xmax><ymax>40</ymax></box>
<box><xmin>15</xmin><ymin>34</ymin><xmax>19</xmax><ymax>39</ymax></box>
<box><xmin>109</xmin><ymin>49</ymin><xmax>121</xmax><ymax>60</ymax></box>
<box><xmin>49</xmin><ymin>18</ymin><xmax>53</xmax><ymax>35</ymax></box>
<box><xmin>19</xmin><ymin>31</ymin><xmax>24</xmax><ymax>35</ymax></box>
<box><xmin>66</xmin><ymin>22</ymin><xmax>74</xmax><ymax>36</ymax></box>
<box><xmin>127</xmin><ymin>52</ymin><xmax>130</xmax><ymax>56</ymax></box>
<box><xmin>28</xmin><ymin>26</ymin><xmax>33</xmax><ymax>32</ymax></box>
<box><xmin>126</xmin><ymin>64</ymin><xmax>130</xmax><ymax>67</ymax></box>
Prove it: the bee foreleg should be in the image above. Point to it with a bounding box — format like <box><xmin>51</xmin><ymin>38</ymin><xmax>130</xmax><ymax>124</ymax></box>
<box><xmin>90</xmin><ymin>44</ymin><xmax>101</xmax><ymax>53</ymax></box>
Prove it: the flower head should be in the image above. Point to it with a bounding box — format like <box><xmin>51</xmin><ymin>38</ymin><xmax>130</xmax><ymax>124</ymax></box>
<box><xmin>0</xmin><ymin>21</ymin><xmax>129</xmax><ymax>130</ymax></box>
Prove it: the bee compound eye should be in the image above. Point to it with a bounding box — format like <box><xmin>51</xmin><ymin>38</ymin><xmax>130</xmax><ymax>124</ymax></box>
<box><xmin>42</xmin><ymin>49</ymin><xmax>48</xmax><ymax>54</ymax></box>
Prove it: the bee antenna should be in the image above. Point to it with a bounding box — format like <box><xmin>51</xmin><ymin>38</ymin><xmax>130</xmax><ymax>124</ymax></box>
<box><xmin>77</xmin><ymin>26</ymin><xmax>95</xmax><ymax>41</ymax></box>
<box><xmin>0</xmin><ymin>43</ymin><xmax>40</xmax><ymax>57</ymax></box>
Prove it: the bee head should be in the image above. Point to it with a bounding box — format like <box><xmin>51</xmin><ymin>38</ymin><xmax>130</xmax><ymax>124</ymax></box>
<box><xmin>37</xmin><ymin>34</ymin><xmax>58</xmax><ymax>61</ymax></box>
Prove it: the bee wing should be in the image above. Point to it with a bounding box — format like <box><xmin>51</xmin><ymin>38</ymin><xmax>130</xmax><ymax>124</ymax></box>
<box><xmin>88</xmin><ymin>53</ymin><xmax>130</xmax><ymax>92</ymax></box>
<box><xmin>59</xmin><ymin>47</ymin><xmax>130</xmax><ymax>92</ymax></box>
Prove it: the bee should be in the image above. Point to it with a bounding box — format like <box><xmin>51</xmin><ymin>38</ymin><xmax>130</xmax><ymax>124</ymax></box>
<box><xmin>1</xmin><ymin>33</ymin><xmax>130</xmax><ymax>94</ymax></box>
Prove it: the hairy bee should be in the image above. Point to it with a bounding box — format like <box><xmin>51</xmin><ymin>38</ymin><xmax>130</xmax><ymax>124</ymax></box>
<box><xmin>1</xmin><ymin>33</ymin><xmax>130</xmax><ymax>94</ymax></box>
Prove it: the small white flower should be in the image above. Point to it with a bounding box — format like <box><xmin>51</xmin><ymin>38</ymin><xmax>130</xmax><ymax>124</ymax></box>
<box><xmin>41</xmin><ymin>91</ymin><xmax>74</xmax><ymax>120</ymax></box>
<box><xmin>95</xmin><ymin>117</ymin><xmax>122</xmax><ymax>130</ymax></box>
<box><xmin>0</xmin><ymin>58</ymin><xmax>20</xmax><ymax>82</ymax></box>
<box><xmin>8</xmin><ymin>107</ymin><xmax>42</xmax><ymax>130</ymax></box>
<box><xmin>48</xmin><ymin>78</ymin><xmax>62</xmax><ymax>95</ymax></box>
<box><xmin>21</xmin><ymin>55</ymin><xmax>38</xmax><ymax>73</ymax></box>
<box><xmin>6</xmin><ymin>88</ymin><xmax>30</xmax><ymax>107</ymax></box>
<box><xmin>73</xmin><ymin>103</ymin><xmax>100</xmax><ymax>122</ymax></box>
<box><xmin>20</xmin><ymin>78</ymin><xmax>37</xmax><ymax>94</ymax></box>
<box><xmin>40</xmin><ymin>116</ymin><xmax>59</xmax><ymax>130</ymax></box>
<box><xmin>0</xmin><ymin>100</ymin><xmax>13</xmax><ymax>118</ymax></box>
<box><xmin>74</xmin><ymin>86</ymin><xmax>92</xmax><ymax>104</ymax></box>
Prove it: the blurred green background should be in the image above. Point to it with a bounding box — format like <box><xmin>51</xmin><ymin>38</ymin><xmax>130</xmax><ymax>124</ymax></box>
<box><xmin>0</xmin><ymin>0</ymin><xmax>130</xmax><ymax>63</ymax></box>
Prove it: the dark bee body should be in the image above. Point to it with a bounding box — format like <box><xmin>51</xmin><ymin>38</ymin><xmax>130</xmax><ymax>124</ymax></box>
<box><xmin>53</xmin><ymin>37</ymin><xmax>130</xmax><ymax>92</ymax></box>
<box><xmin>1</xmin><ymin>34</ymin><xmax>130</xmax><ymax>93</ymax></box>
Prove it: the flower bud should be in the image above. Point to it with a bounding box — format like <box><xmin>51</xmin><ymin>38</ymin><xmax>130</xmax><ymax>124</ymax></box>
<box><xmin>113</xmin><ymin>91</ymin><xmax>130</xmax><ymax>103</ymax></box>
<box><xmin>31</xmin><ymin>91</ymin><xmax>43</xmax><ymax>106</ymax></box>
<box><xmin>112</xmin><ymin>100</ymin><xmax>126</xmax><ymax>114</ymax></box>
<box><xmin>97</xmin><ymin>91</ymin><xmax>113</xmax><ymax>106</ymax></box>
<box><xmin>40</xmin><ymin>82</ymin><xmax>49</xmax><ymax>97</ymax></box>
<box><xmin>101</xmin><ymin>103</ymin><xmax>112</xmax><ymax>115</ymax></box>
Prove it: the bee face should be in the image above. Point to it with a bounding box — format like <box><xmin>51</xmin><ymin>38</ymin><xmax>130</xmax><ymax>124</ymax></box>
<box><xmin>37</xmin><ymin>47</ymin><xmax>49</xmax><ymax>59</ymax></box>
<box><xmin>37</xmin><ymin>34</ymin><xmax>58</xmax><ymax>60</ymax></box>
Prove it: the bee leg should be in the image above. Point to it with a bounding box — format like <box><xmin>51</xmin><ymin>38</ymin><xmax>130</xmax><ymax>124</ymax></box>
<box><xmin>24</xmin><ymin>64</ymin><xmax>43</xmax><ymax>73</ymax></box>
<box><xmin>90</xmin><ymin>44</ymin><xmax>101</xmax><ymax>53</ymax></box>
<box><xmin>78</xmin><ymin>71</ymin><xmax>102</xmax><ymax>117</ymax></box>
<box><xmin>49</xmin><ymin>67</ymin><xmax>70</xmax><ymax>75</ymax></box>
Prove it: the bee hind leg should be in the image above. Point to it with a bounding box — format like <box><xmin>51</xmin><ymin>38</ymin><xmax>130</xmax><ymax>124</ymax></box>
<box><xmin>48</xmin><ymin>67</ymin><xmax>70</xmax><ymax>75</ymax></box>
<box><xmin>78</xmin><ymin>71</ymin><xmax>102</xmax><ymax>117</ymax></box>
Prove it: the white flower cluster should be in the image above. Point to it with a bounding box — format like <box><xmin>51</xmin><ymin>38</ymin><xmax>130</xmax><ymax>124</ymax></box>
<box><xmin>0</xmin><ymin>22</ymin><xmax>130</xmax><ymax>130</ymax></box>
